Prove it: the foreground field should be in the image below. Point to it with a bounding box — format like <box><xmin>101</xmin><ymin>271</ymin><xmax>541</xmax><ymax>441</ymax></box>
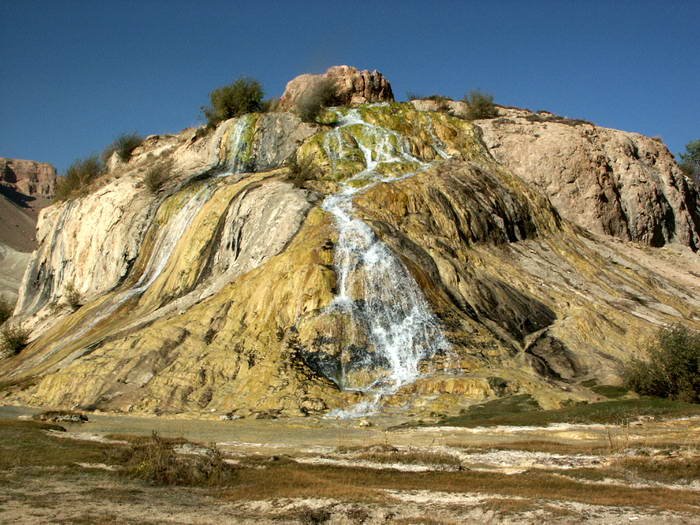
<box><xmin>1</xmin><ymin>401</ymin><xmax>699</xmax><ymax>524</ymax></box>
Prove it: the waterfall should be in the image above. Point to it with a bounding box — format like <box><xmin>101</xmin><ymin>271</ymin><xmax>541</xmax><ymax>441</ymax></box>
<box><xmin>322</xmin><ymin>108</ymin><xmax>450</xmax><ymax>416</ymax></box>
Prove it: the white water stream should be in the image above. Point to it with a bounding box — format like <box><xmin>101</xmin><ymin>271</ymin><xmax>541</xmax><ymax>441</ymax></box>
<box><xmin>322</xmin><ymin>108</ymin><xmax>450</xmax><ymax>416</ymax></box>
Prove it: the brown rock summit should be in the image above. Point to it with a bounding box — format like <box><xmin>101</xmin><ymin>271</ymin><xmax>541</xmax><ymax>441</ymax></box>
<box><xmin>279</xmin><ymin>65</ymin><xmax>394</xmax><ymax>110</ymax></box>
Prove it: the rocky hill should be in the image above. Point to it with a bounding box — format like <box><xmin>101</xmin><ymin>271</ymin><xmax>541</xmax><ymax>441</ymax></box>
<box><xmin>0</xmin><ymin>67</ymin><xmax>698</xmax><ymax>419</ymax></box>
<box><xmin>0</xmin><ymin>158</ymin><xmax>56</xmax><ymax>302</ymax></box>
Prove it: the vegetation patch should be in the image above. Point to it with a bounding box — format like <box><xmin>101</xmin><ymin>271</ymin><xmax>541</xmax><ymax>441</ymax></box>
<box><xmin>202</xmin><ymin>77</ymin><xmax>264</xmax><ymax>128</ymax></box>
<box><xmin>590</xmin><ymin>384</ymin><xmax>630</xmax><ymax>399</ymax></box>
<box><xmin>296</xmin><ymin>78</ymin><xmax>340</xmax><ymax>123</ymax></box>
<box><xmin>463</xmin><ymin>90</ymin><xmax>498</xmax><ymax>120</ymax></box>
<box><xmin>102</xmin><ymin>133</ymin><xmax>144</xmax><ymax>163</ymax></box>
<box><xmin>111</xmin><ymin>431</ymin><xmax>238</xmax><ymax>486</ymax></box>
<box><xmin>285</xmin><ymin>153</ymin><xmax>319</xmax><ymax>188</ymax></box>
<box><xmin>624</xmin><ymin>324</ymin><xmax>700</xmax><ymax>403</ymax></box>
<box><xmin>1</xmin><ymin>323</ymin><xmax>30</xmax><ymax>356</ymax></box>
<box><xmin>64</xmin><ymin>283</ymin><xmax>82</xmax><ymax>310</ymax></box>
<box><xmin>0</xmin><ymin>297</ymin><xmax>15</xmax><ymax>324</ymax></box>
<box><xmin>525</xmin><ymin>112</ymin><xmax>593</xmax><ymax>127</ymax></box>
<box><xmin>54</xmin><ymin>155</ymin><xmax>106</xmax><ymax>200</ymax></box>
<box><xmin>144</xmin><ymin>162</ymin><xmax>171</xmax><ymax>194</ymax></box>
<box><xmin>432</xmin><ymin>396</ymin><xmax>700</xmax><ymax>428</ymax></box>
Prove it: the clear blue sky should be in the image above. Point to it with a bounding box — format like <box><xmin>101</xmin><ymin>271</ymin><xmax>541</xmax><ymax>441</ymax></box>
<box><xmin>1</xmin><ymin>1</ymin><xmax>698</xmax><ymax>174</ymax></box>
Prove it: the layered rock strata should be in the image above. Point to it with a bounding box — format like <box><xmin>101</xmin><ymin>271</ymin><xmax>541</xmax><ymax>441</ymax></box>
<box><xmin>1</xmin><ymin>83</ymin><xmax>698</xmax><ymax>418</ymax></box>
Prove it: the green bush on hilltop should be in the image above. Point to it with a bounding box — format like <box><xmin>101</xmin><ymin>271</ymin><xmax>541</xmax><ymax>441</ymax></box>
<box><xmin>54</xmin><ymin>155</ymin><xmax>105</xmax><ymax>201</ymax></box>
<box><xmin>463</xmin><ymin>90</ymin><xmax>498</xmax><ymax>120</ymax></box>
<box><xmin>202</xmin><ymin>77</ymin><xmax>264</xmax><ymax>128</ymax></box>
<box><xmin>623</xmin><ymin>324</ymin><xmax>700</xmax><ymax>403</ymax></box>
<box><xmin>102</xmin><ymin>132</ymin><xmax>144</xmax><ymax>163</ymax></box>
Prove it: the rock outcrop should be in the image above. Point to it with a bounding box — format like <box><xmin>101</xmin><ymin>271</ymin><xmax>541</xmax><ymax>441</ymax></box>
<box><xmin>0</xmin><ymin>158</ymin><xmax>57</xmax><ymax>301</ymax></box>
<box><xmin>475</xmin><ymin>107</ymin><xmax>700</xmax><ymax>250</ymax></box>
<box><xmin>279</xmin><ymin>65</ymin><xmax>394</xmax><ymax>110</ymax></box>
<box><xmin>1</xmin><ymin>71</ymin><xmax>698</xmax><ymax>419</ymax></box>
<box><xmin>0</xmin><ymin>157</ymin><xmax>56</xmax><ymax>199</ymax></box>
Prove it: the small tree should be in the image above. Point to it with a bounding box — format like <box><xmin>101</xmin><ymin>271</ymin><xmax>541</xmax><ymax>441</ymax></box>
<box><xmin>296</xmin><ymin>78</ymin><xmax>340</xmax><ymax>123</ymax></box>
<box><xmin>54</xmin><ymin>155</ymin><xmax>105</xmax><ymax>200</ymax></box>
<box><xmin>463</xmin><ymin>90</ymin><xmax>498</xmax><ymax>120</ymax></box>
<box><xmin>202</xmin><ymin>77</ymin><xmax>264</xmax><ymax>127</ymax></box>
<box><xmin>623</xmin><ymin>324</ymin><xmax>700</xmax><ymax>403</ymax></box>
<box><xmin>679</xmin><ymin>140</ymin><xmax>700</xmax><ymax>185</ymax></box>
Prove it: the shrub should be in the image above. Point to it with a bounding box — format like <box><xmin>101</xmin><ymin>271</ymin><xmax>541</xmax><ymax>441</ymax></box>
<box><xmin>296</xmin><ymin>78</ymin><xmax>340</xmax><ymax>123</ymax></box>
<box><xmin>202</xmin><ymin>77</ymin><xmax>264</xmax><ymax>127</ymax></box>
<box><xmin>144</xmin><ymin>162</ymin><xmax>170</xmax><ymax>194</ymax></box>
<box><xmin>1</xmin><ymin>324</ymin><xmax>30</xmax><ymax>356</ymax></box>
<box><xmin>286</xmin><ymin>153</ymin><xmax>318</xmax><ymax>188</ymax></box>
<box><xmin>64</xmin><ymin>283</ymin><xmax>82</xmax><ymax>310</ymax></box>
<box><xmin>102</xmin><ymin>133</ymin><xmax>144</xmax><ymax>163</ymax></box>
<box><xmin>679</xmin><ymin>139</ymin><xmax>700</xmax><ymax>185</ymax></box>
<box><xmin>114</xmin><ymin>431</ymin><xmax>237</xmax><ymax>486</ymax></box>
<box><xmin>623</xmin><ymin>324</ymin><xmax>700</xmax><ymax>403</ymax></box>
<box><xmin>54</xmin><ymin>155</ymin><xmax>105</xmax><ymax>201</ymax></box>
<box><xmin>261</xmin><ymin>97</ymin><xmax>280</xmax><ymax>113</ymax></box>
<box><xmin>463</xmin><ymin>90</ymin><xmax>498</xmax><ymax>120</ymax></box>
<box><xmin>0</xmin><ymin>298</ymin><xmax>14</xmax><ymax>325</ymax></box>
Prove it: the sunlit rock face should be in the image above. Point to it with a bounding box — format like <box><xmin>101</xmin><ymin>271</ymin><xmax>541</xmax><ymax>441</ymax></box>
<box><xmin>1</xmin><ymin>70</ymin><xmax>698</xmax><ymax>419</ymax></box>
<box><xmin>475</xmin><ymin>107</ymin><xmax>700</xmax><ymax>250</ymax></box>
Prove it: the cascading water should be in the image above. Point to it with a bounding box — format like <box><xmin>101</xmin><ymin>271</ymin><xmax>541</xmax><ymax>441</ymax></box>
<box><xmin>322</xmin><ymin>108</ymin><xmax>451</xmax><ymax>416</ymax></box>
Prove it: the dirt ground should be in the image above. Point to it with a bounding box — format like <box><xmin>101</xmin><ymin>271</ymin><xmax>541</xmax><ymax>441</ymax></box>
<box><xmin>1</xmin><ymin>406</ymin><xmax>699</xmax><ymax>524</ymax></box>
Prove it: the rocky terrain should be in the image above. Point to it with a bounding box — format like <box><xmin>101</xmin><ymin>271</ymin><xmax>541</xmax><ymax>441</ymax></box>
<box><xmin>0</xmin><ymin>67</ymin><xmax>698</xmax><ymax>420</ymax></box>
<box><xmin>0</xmin><ymin>158</ymin><xmax>56</xmax><ymax>302</ymax></box>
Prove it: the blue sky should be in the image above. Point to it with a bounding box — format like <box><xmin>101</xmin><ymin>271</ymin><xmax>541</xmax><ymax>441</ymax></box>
<box><xmin>1</xmin><ymin>1</ymin><xmax>698</xmax><ymax>174</ymax></box>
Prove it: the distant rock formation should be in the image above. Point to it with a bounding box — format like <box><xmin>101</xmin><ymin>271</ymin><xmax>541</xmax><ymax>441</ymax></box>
<box><xmin>279</xmin><ymin>65</ymin><xmax>394</xmax><ymax>110</ymax></box>
<box><xmin>0</xmin><ymin>157</ymin><xmax>56</xmax><ymax>199</ymax></box>
<box><xmin>0</xmin><ymin>158</ymin><xmax>57</xmax><ymax>300</ymax></box>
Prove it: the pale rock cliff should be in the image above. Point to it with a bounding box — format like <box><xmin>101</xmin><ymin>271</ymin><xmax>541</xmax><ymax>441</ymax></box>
<box><xmin>476</xmin><ymin>107</ymin><xmax>700</xmax><ymax>250</ymax></box>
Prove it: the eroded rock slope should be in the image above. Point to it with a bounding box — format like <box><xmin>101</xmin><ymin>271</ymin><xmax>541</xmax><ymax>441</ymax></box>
<box><xmin>1</xmin><ymin>76</ymin><xmax>698</xmax><ymax>418</ymax></box>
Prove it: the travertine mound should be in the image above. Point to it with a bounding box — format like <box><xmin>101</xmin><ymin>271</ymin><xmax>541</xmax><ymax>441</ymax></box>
<box><xmin>1</xmin><ymin>93</ymin><xmax>698</xmax><ymax>418</ymax></box>
<box><xmin>279</xmin><ymin>65</ymin><xmax>394</xmax><ymax>110</ymax></box>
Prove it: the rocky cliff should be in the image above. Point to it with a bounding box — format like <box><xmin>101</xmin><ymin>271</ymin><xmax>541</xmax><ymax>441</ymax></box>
<box><xmin>0</xmin><ymin>158</ymin><xmax>57</xmax><ymax>301</ymax></box>
<box><xmin>1</xmin><ymin>70</ymin><xmax>698</xmax><ymax>418</ymax></box>
<box><xmin>0</xmin><ymin>157</ymin><xmax>56</xmax><ymax>199</ymax></box>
